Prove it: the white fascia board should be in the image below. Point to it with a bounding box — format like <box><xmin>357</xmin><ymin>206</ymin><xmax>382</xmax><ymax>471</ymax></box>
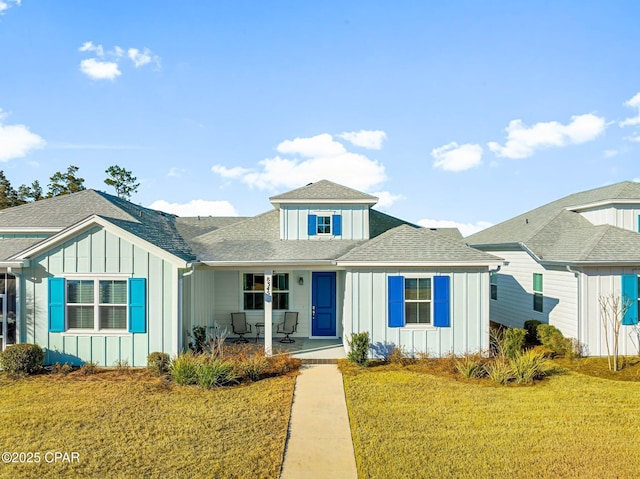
<box><xmin>270</xmin><ymin>199</ymin><xmax>377</xmax><ymax>206</ymax></box>
<box><xmin>567</xmin><ymin>199</ymin><xmax>640</xmax><ymax>211</ymax></box>
<box><xmin>201</xmin><ymin>260</ymin><xmax>336</xmax><ymax>267</ymax></box>
<box><xmin>336</xmin><ymin>260</ymin><xmax>504</xmax><ymax>269</ymax></box>
<box><xmin>0</xmin><ymin>261</ymin><xmax>29</xmax><ymax>269</ymax></box>
<box><xmin>10</xmin><ymin>215</ymin><xmax>189</xmax><ymax>268</ymax></box>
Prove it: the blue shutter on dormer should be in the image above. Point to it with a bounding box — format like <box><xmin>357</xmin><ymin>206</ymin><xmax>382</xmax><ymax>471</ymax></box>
<box><xmin>308</xmin><ymin>214</ymin><xmax>317</xmax><ymax>236</ymax></box>
<box><xmin>621</xmin><ymin>274</ymin><xmax>638</xmax><ymax>325</ymax></box>
<box><xmin>332</xmin><ymin>214</ymin><xmax>342</xmax><ymax>236</ymax></box>
<box><xmin>388</xmin><ymin>276</ymin><xmax>405</xmax><ymax>327</ymax></box>
<box><xmin>433</xmin><ymin>276</ymin><xmax>451</xmax><ymax>327</ymax></box>
<box><xmin>48</xmin><ymin>277</ymin><xmax>66</xmax><ymax>333</ymax></box>
<box><xmin>128</xmin><ymin>278</ymin><xmax>147</xmax><ymax>333</ymax></box>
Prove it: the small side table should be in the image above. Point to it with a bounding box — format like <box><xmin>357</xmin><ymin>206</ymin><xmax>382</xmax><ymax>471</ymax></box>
<box><xmin>254</xmin><ymin>323</ymin><xmax>265</xmax><ymax>343</ymax></box>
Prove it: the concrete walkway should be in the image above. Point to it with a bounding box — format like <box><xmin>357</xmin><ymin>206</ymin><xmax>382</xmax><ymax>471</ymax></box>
<box><xmin>280</xmin><ymin>365</ymin><xmax>358</xmax><ymax>479</ymax></box>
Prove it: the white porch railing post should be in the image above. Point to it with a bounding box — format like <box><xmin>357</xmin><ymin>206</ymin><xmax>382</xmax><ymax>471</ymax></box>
<box><xmin>264</xmin><ymin>269</ymin><xmax>273</xmax><ymax>357</ymax></box>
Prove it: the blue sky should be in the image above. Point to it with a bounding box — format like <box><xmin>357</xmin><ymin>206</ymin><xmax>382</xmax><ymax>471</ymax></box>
<box><xmin>2</xmin><ymin>1</ymin><xmax>640</xmax><ymax>235</ymax></box>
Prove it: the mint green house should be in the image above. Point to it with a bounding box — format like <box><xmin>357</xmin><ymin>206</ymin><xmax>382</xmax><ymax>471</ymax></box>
<box><xmin>0</xmin><ymin>181</ymin><xmax>501</xmax><ymax>365</ymax></box>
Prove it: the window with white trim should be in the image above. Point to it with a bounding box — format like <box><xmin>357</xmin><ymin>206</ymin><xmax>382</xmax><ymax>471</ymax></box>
<box><xmin>67</xmin><ymin>278</ymin><xmax>127</xmax><ymax>331</ymax></box>
<box><xmin>243</xmin><ymin>273</ymin><xmax>289</xmax><ymax>310</ymax></box>
<box><xmin>317</xmin><ymin>215</ymin><xmax>332</xmax><ymax>234</ymax></box>
<box><xmin>533</xmin><ymin>273</ymin><xmax>543</xmax><ymax>313</ymax></box>
<box><xmin>405</xmin><ymin>277</ymin><xmax>432</xmax><ymax>324</ymax></box>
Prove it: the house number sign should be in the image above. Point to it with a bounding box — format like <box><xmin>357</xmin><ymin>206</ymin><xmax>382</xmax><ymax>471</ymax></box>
<box><xmin>265</xmin><ymin>275</ymin><xmax>272</xmax><ymax>302</ymax></box>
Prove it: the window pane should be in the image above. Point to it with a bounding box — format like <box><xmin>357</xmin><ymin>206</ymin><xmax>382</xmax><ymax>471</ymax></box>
<box><xmin>491</xmin><ymin>284</ymin><xmax>498</xmax><ymax>301</ymax></box>
<box><xmin>68</xmin><ymin>280</ymin><xmax>94</xmax><ymax>304</ymax></box>
<box><xmin>244</xmin><ymin>292</ymin><xmax>264</xmax><ymax>310</ymax></box>
<box><xmin>417</xmin><ymin>278</ymin><xmax>431</xmax><ymax>300</ymax></box>
<box><xmin>244</xmin><ymin>274</ymin><xmax>264</xmax><ymax>292</ymax></box>
<box><xmin>533</xmin><ymin>273</ymin><xmax>543</xmax><ymax>292</ymax></box>
<box><xmin>418</xmin><ymin>302</ymin><xmax>431</xmax><ymax>324</ymax></box>
<box><xmin>534</xmin><ymin>293</ymin><xmax>543</xmax><ymax>312</ymax></box>
<box><xmin>274</xmin><ymin>273</ymin><xmax>289</xmax><ymax>291</ymax></box>
<box><xmin>100</xmin><ymin>306</ymin><xmax>126</xmax><ymax>329</ymax></box>
<box><xmin>405</xmin><ymin>278</ymin><xmax>418</xmax><ymax>300</ymax></box>
<box><xmin>317</xmin><ymin>216</ymin><xmax>331</xmax><ymax>234</ymax></box>
<box><xmin>99</xmin><ymin>280</ymin><xmax>127</xmax><ymax>304</ymax></box>
<box><xmin>405</xmin><ymin>303</ymin><xmax>418</xmax><ymax>324</ymax></box>
<box><xmin>68</xmin><ymin>306</ymin><xmax>94</xmax><ymax>328</ymax></box>
<box><xmin>274</xmin><ymin>293</ymin><xmax>289</xmax><ymax>310</ymax></box>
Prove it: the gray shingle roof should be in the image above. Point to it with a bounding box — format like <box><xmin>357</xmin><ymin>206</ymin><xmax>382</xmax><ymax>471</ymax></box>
<box><xmin>0</xmin><ymin>238</ymin><xmax>44</xmax><ymax>261</ymax></box>
<box><xmin>339</xmin><ymin>225</ymin><xmax>501</xmax><ymax>263</ymax></box>
<box><xmin>175</xmin><ymin>217</ymin><xmax>247</xmax><ymax>242</ymax></box>
<box><xmin>269</xmin><ymin>180</ymin><xmax>378</xmax><ymax>203</ymax></box>
<box><xmin>0</xmin><ymin>190</ymin><xmax>196</xmax><ymax>262</ymax></box>
<box><xmin>466</xmin><ymin>181</ymin><xmax>640</xmax><ymax>263</ymax></box>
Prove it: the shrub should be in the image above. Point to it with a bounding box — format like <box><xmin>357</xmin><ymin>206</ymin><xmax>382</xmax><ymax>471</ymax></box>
<box><xmin>524</xmin><ymin>320</ymin><xmax>542</xmax><ymax>345</ymax></box>
<box><xmin>189</xmin><ymin>325</ymin><xmax>207</xmax><ymax>353</ymax></box>
<box><xmin>170</xmin><ymin>352</ymin><xmax>200</xmax><ymax>386</ymax></box>
<box><xmin>51</xmin><ymin>362</ymin><xmax>73</xmax><ymax>376</ymax></box>
<box><xmin>537</xmin><ymin>324</ymin><xmax>574</xmax><ymax>357</ymax></box>
<box><xmin>79</xmin><ymin>361</ymin><xmax>99</xmax><ymax>376</ymax></box>
<box><xmin>196</xmin><ymin>359</ymin><xmax>238</xmax><ymax>388</ymax></box>
<box><xmin>266</xmin><ymin>352</ymin><xmax>301</xmax><ymax>375</ymax></box>
<box><xmin>503</xmin><ymin>328</ymin><xmax>526</xmax><ymax>359</ymax></box>
<box><xmin>147</xmin><ymin>352</ymin><xmax>170</xmax><ymax>376</ymax></box>
<box><xmin>0</xmin><ymin>343</ymin><xmax>44</xmax><ymax>377</ymax></box>
<box><xmin>347</xmin><ymin>332</ymin><xmax>370</xmax><ymax>367</ymax></box>
<box><xmin>238</xmin><ymin>354</ymin><xmax>268</xmax><ymax>381</ymax></box>
<box><xmin>509</xmin><ymin>349</ymin><xmax>548</xmax><ymax>384</ymax></box>
<box><xmin>455</xmin><ymin>355</ymin><xmax>486</xmax><ymax>379</ymax></box>
<box><xmin>386</xmin><ymin>345</ymin><xmax>413</xmax><ymax>366</ymax></box>
<box><xmin>485</xmin><ymin>359</ymin><xmax>513</xmax><ymax>384</ymax></box>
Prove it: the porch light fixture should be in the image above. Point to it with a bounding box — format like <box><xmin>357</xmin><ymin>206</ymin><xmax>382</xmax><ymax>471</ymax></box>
<box><xmin>298</xmin><ymin>276</ymin><xmax>304</xmax><ymax>285</ymax></box>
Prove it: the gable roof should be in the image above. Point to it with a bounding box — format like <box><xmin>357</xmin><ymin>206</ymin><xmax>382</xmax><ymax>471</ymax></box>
<box><xmin>0</xmin><ymin>190</ymin><xmax>196</xmax><ymax>263</ymax></box>
<box><xmin>269</xmin><ymin>180</ymin><xmax>378</xmax><ymax>205</ymax></box>
<box><xmin>338</xmin><ymin>225</ymin><xmax>501</xmax><ymax>265</ymax></box>
<box><xmin>466</xmin><ymin>181</ymin><xmax>640</xmax><ymax>264</ymax></box>
<box><xmin>175</xmin><ymin>216</ymin><xmax>247</xmax><ymax>242</ymax></box>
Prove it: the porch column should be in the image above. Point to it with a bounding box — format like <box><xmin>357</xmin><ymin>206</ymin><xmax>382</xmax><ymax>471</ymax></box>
<box><xmin>264</xmin><ymin>269</ymin><xmax>273</xmax><ymax>357</ymax></box>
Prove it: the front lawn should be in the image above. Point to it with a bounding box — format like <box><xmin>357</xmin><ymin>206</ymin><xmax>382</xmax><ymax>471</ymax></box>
<box><xmin>342</xmin><ymin>362</ymin><xmax>640</xmax><ymax>479</ymax></box>
<box><xmin>0</xmin><ymin>370</ymin><xmax>296</xmax><ymax>479</ymax></box>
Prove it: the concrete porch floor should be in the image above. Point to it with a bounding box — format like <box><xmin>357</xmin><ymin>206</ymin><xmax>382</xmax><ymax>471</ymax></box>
<box><xmin>227</xmin><ymin>337</ymin><xmax>346</xmax><ymax>361</ymax></box>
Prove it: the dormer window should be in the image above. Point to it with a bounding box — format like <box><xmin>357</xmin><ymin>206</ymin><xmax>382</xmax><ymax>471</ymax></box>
<box><xmin>308</xmin><ymin>214</ymin><xmax>342</xmax><ymax>237</ymax></box>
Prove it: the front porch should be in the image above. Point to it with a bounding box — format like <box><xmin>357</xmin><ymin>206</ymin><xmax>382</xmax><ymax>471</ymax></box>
<box><xmin>228</xmin><ymin>336</ymin><xmax>346</xmax><ymax>361</ymax></box>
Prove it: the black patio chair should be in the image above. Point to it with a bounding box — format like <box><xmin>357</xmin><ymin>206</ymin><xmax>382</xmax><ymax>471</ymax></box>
<box><xmin>277</xmin><ymin>311</ymin><xmax>298</xmax><ymax>343</ymax></box>
<box><xmin>231</xmin><ymin>312</ymin><xmax>252</xmax><ymax>343</ymax></box>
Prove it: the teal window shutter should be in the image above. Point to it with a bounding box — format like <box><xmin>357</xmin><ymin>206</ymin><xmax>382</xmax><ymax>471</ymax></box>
<box><xmin>332</xmin><ymin>214</ymin><xmax>342</xmax><ymax>235</ymax></box>
<box><xmin>388</xmin><ymin>276</ymin><xmax>405</xmax><ymax>327</ymax></box>
<box><xmin>433</xmin><ymin>276</ymin><xmax>451</xmax><ymax>327</ymax></box>
<box><xmin>621</xmin><ymin>274</ymin><xmax>638</xmax><ymax>325</ymax></box>
<box><xmin>128</xmin><ymin>278</ymin><xmax>147</xmax><ymax>333</ymax></box>
<box><xmin>48</xmin><ymin>277</ymin><xmax>66</xmax><ymax>332</ymax></box>
<box><xmin>308</xmin><ymin>214</ymin><xmax>317</xmax><ymax>236</ymax></box>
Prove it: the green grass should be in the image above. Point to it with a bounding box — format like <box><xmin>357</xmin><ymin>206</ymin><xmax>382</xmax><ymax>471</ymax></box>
<box><xmin>342</xmin><ymin>362</ymin><xmax>640</xmax><ymax>479</ymax></box>
<box><xmin>0</xmin><ymin>369</ymin><xmax>296</xmax><ymax>479</ymax></box>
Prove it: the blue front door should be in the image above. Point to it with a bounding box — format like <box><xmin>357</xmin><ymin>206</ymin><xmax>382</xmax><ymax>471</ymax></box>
<box><xmin>312</xmin><ymin>272</ymin><xmax>336</xmax><ymax>336</ymax></box>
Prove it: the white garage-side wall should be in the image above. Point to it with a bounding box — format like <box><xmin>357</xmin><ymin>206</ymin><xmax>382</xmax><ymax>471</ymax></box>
<box><xmin>580</xmin><ymin>267</ymin><xmax>640</xmax><ymax>357</ymax></box>
<box><xmin>343</xmin><ymin>268</ymin><xmax>490</xmax><ymax>357</ymax></box>
<box><xmin>488</xmin><ymin>248</ymin><xmax>578</xmax><ymax>337</ymax></box>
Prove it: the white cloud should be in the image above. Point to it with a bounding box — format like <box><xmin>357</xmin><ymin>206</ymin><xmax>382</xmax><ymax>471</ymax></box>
<box><xmin>168</xmin><ymin>167</ymin><xmax>186</xmax><ymax>177</ymax></box>
<box><xmin>371</xmin><ymin>191</ymin><xmax>403</xmax><ymax>209</ymax></box>
<box><xmin>488</xmin><ymin>113</ymin><xmax>606</xmax><ymax>159</ymax></box>
<box><xmin>604</xmin><ymin>149</ymin><xmax>619</xmax><ymax>158</ymax></box>
<box><xmin>338</xmin><ymin>130</ymin><xmax>387</xmax><ymax>150</ymax></box>
<box><xmin>79</xmin><ymin>42</ymin><xmax>160</xmax><ymax>80</ymax></box>
<box><xmin>625</xmin><ymin>133</ymin><xmax>640</xmax><ymax>143</ymax></box>
<box><xmin>417</xmin><ymin>218</ymin><xmax>493</xmax><ymax>237</ymax></box>
<box><xmin>0</xmin><ymin>0</ymin><xmax>21</xmax><ymax>15</ymax></box>
<box><xmin>80</xmin><ymin>58</ymin><xmax>121</xmax><ymax>80</ymax></box>
<box><xmin>0</xmin><ymin>110</ymin><xmax>46</xmax><ymax>162</ymax></box>
<box><xmin>431</xmin><ymin>142</ymin><xmax>483</xmax><ymax>172</ymax></box>
<box><xmin>148</xmin><ymin>199</ymin><xmax>239</xmax><ymax>217</ymax></box>
<box><xmin>620</xmin><ymin>92</ymin><xmax>640</xmax><ymax>127</ymax></box>
<box><xmin>213</xmin><ymin>133</ymin><xmax>388</xmax><ymax>193</ymax></box>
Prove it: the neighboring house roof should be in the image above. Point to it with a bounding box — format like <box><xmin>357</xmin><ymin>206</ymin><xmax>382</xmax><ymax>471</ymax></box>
<box><xmin>466</xmin><ymin>181</ymin><xmax>640</xmax><ymax>264</ymax></box>
<box><xmin>338</xmin><ymin>225</ymin><xmax>501</xmax><ymax>264</ymax></box>
<box><xmin>269</xmin><ymin>179</ymin><xmax>378</xmax><ymax>204</ymax></box>
<box><xmin>0</xmin><ymin>190</ymin><xmax>196</xmax><ymax>263</ymax></box>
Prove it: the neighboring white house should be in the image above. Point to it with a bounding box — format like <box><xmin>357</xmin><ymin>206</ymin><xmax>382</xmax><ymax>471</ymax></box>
<box><xmin>467</xmin><ymin>181</ymin><xmax>640</xmax><ymax>357</ymax></box>
<box><xmin>0</xmin><ymin>180</ymin><xmax>502</xmax><ymax>364</ymax></box>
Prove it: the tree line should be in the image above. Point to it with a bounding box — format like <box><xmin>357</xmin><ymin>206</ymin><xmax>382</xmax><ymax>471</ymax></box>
<box><xmin>0</xmin><ymin>164</ymin><xmax>139</xmax><ymax>210</ymax></box>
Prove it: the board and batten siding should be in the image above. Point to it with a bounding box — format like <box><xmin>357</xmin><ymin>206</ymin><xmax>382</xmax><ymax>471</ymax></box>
<box><xmin>343</xmin><ymin>268</ymin><xmax>490</xmax><ymax>357</ymax></box>
<box><xmin>488</xmin><ymin>249</ymin><xmax>578</xmax><ymax>337</ymax></box>
<box><xmin>182</xmin><ymin>269</ymin><xmax>313</xmax><ymax>341</ymax></box>
<box><xmin>577</xmin><ymin>205</ymin><xmax>640</xmax><ymax>232</ymax></box>
<box><xmin>279</xmin><ymin>205</ymin><xmax>369</xmax><ymax>240</ymax></box>
<box><xmin>22</xmin><ymin>226</ymin><xmax>177</xmax><ymax>367</ymax></box>
<box><xmin>580</xmin><ymin>267</ymin><xmax>640</xmax><ymax>356</ymax></box>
